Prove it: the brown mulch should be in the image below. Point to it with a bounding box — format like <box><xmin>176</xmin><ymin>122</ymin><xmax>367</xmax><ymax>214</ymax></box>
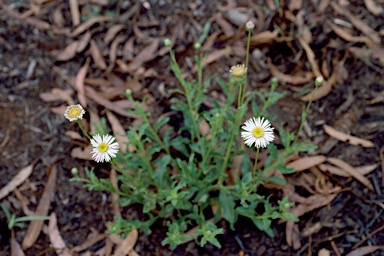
<box><xmin>1</xmin><ymin>0</ymin><xmax>384</xmax><ymax>255</ymax></box>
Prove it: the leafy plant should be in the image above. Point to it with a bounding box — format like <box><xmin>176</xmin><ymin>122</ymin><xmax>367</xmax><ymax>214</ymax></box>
<box><xmin>69</xmin><ymin>21</ymin><xmax>322</xmax><ymax>249</ymax></box>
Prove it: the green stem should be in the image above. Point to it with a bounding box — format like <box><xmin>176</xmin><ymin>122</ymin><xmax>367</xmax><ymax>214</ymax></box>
<box><xmin>77</xmin><ymin>121</ymin><xmax>92</xmax><ymax>140</ymax></box>
<box><xmin>292</xmin><ymin>84</ymin><xmax>319</xmax><ymax>146</ymax></box>
<box><xmin>240</xmin><ymin>30</ymin><xmax>252</xmax><ymax>105</ymax></box>
<box><xmin>252</xmin><ymin>147</ymin><xmax>260</xmax><ymax>181</ymax></box>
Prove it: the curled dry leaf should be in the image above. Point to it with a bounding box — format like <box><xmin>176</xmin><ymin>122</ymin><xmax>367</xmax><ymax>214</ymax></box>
<box><xmin>48</xmin><ymin>213</ymin><xmax>72</xmax><ymax>256</ymax></box>
<box><xmin>323</xmin><ymin>124</ymin><xmax>374</xmax><ymax>147</ymax></box>
<box><xmin>11</xmin><ymin>230</ymin><xmax>25</xmax><ymax>256</ymax></box>
<box><xmin>364</xmin><ymin>0</ymin><xmax>384</xmax><ymax>16</ymax></box>
<box><xmin>70</xmin><ymin>234</ymin><xmax>106</xmax><ymax>253</ymax></box>
<box><xmin>267</xmin><ymin>59</ymin><xmax>313</xmax><ymax>84</ymax></box>
<box><xmin>318</xmin><ymin>248</ymin><xmax>331</xmax><ymax>256</ymax></box>
<box><xmin>112</xmin><ymin>229</ymin><xmax>138</xmax><ymax>256</ymax></box>
<box><xmin>330</xmin><ymin>2</ymin><xmax>381</xmax><ymax>44</ymax></box>
<box><xmin>328</xmin><ymin>22</ymin><xmax>374</xmax><ymax>46</ymax></box>
<box><xmin>70</xmin><ymin>16</ymin><xmax>110</xmax><ymax>37</ymax></box>
<box><xmin>286</xmin><ymin>155</ymin><xmax>326</xmax><ymax>172</ymax></box>
<box><xmin>69</xmin><ymin>0</ymin><xmax>80</xmax><ymax>26</ymax></box>
<box><xmin>0</xmin><ymin>163</ymin><xmax>35</xmax><ymax>200</ymax></box>
<box><xmin>251</xmin><ymin>30</ymin><xmax>279</xmax><ymax>45</ymax></box>
<box><xmin>125</xmin><ymin>39</ymin><xmax>160</xmax><ymax>72</ymax></box>
<box><xmin>106</xmin><ymin>111</ymin><xmax>132</xmax><ymax>153</ymax></box>
<box><xmin>75</xmin><ymin>58</ymin><xmax>90</xmax><ymax>108</ymax></box>
<box><xmin>319</xmin><ymin>163</ymin><xmax>379</xmax><ymax>177</ymax></box>
<box><xmin>195</xmin><ymin>47</ymin><xmax>231</xmax><ymax>72</ymax></box>
<box><xmin>39</xmin><ymin>88</ymin><xmax>74</xmax><ymax>105</ymax></box>
<box><xmin>298</xmin><ymin>37</ymin><xmax>321</xmax><ymax>77</ymax></box>
<box><xmin>71</xmin><ymin>145</ymin><xmax>93</xmax><ymax>160</ymax></box>
<box><xmin>327</xmin><ymin>158</ymin><xmax>374</xmax><ymax>191</ymax></box>
<box><xmin>301</xmin><ymin>71</ymin><xmax>336</xmax><ymax>101</ymax></box>
<box><xmin>50</xmin><ymin>105</ymin><xmax>67</xmax><ymax>117</ymax></box>
<box><xmin>54</xmin><ymin>41</ymin><xmax>79</xmax><ymax>61</ymax></box>
<box><xmin>22</xmin><ymin>164</ymin><xmax>57</xmax><ymax>249</ymax></box>
<box><xmin>104</xmin><ymin>24</ymin><xmax>125</xmax><ymax>45</ymax></box>
<box><xmin>90</xmin><ymin>40</ymin><xmax>107</xmax><ymax>70</ymax></box>
<box><xmin>345</xmin><ymin>245</ymin><xmax>384</xmax><ymax>256</ymax></box>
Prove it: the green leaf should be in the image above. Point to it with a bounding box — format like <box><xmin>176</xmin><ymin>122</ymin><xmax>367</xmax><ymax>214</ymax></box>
<box><xmin>154</xmin><ymin>116</ymin><xmax>170</xmax><ymax>131</ymax></box>
<box><xmin>261</xmin><ymin>176</ymin><xmax>287</xmax><ymax>185</ymax></box>
<box><xmin>277</xmin><ymin>164</ymin><xmax>295</xmax><ymax>174</ymax></box>
<box><xmin>218</xmin><ymin>191</ymin><xmax>237</xmax><ymax>230</ymax></box>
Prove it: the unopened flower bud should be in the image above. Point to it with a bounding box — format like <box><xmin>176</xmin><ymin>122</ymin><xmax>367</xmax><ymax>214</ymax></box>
<box><xmin>246</xmin><ymin>21</ymin><xmax>255</xmax><ymax>31</ymax></box>
<box><xmin>194</xmin><ymin>42</ymin><xmax>201</xmax><ymax>50</ymax></box>
<box><xmin>315</xmin><ymin>76</ymin><xmax>324</xmax><ymax>87</ymax></box>
<box><xmin>124</xmin><ymin>89</ymin><xmax>132</xmax><ymax>97</ymax></box>
<box><xmin>71</xmin><ymin>168</ymin><xmax>79</xmax><ymax>175</ymax></box>
<box><xmin>164</xmin><ymin>38</ymin><xmax>171</xmax><ymax>47</ymax></box>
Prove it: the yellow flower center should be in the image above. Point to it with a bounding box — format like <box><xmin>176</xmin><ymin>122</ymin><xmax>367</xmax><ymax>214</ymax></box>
<box><xmin>252</xmin><ymin>127</ymin><xmax>264</xmax><ymax>138</ymax></box>
<box><xmin>231</xmin><ymin>66</ymin><xmax>246</xmax><ymax>77</ymax></box>
<box><xmin>98</xmin><ymin>143</ymin><xmax>109</xmax><ymax>153</ymax></box>
<box><xmin>68</xmin><ymin>107</ymin><xmax>82</xmax><ymax>119</ymax></box>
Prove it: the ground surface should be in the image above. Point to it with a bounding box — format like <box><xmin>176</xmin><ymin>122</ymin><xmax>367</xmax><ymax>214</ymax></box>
<box><xmin>0</xmin><ymin>0</ymin><xmax>384</xmax><ymax>255</ymax></box>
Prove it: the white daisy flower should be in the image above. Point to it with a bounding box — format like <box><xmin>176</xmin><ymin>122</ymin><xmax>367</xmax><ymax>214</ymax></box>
<box><xmin>90</xmin><ymin>134</ymin><xmax>120</xmax><ymax>163</ymax></box>
<box><xmin>230</xmin><ymin>64</ymin><xmax>247</xmax><ymax>81</ymax></box>
<box><xmin>64</xmin><ymin>104</ymin><xmax>85</xmax><ymax>122</ymax></box>
<box><xmin>241</xmin><ymin>117</ymin><xmax>274</xmax><ymax>148</ymax></box>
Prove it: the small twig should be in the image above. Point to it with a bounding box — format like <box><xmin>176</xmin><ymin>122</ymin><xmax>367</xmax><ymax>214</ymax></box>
<box><xmin>331</xmin><ymin>240</ymin><xmax>341</xmax><ymax>256</ymax></box>
<box><xmin>351</xmin><ymin>223</ymin><xmax>384</xmax><ymax>250</ymax></box>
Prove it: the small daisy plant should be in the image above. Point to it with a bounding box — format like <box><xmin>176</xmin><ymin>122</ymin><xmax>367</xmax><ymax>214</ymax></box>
<box><xmin>67</xmin><ymin>21</ymin><xmax>322</xmax><ymax>249</ymax></box>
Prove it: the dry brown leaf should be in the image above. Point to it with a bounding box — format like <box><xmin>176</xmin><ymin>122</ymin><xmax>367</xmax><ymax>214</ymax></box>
<box><xmin>319</xmin><ymin>163</ymin><xmax>378</xmax><ymax>177</ymax></box>
<box><xmin>0</xmin><ymin>163</ymin><xmax>35</xmax><ymax>200</ymax></box>
<box><xmin>70</xmin><ymin>234</ymin><xmax>106</xmax><ymax>253</ymax></box>
<box><xmin>286</xmin><ymin>156</ymin><xmax>326</xmax><ymax>172</ymax></box>
<box><xmin>364</xmin><ymin>0</ymin><xmax>384</xmax><ymax>15</ymax></box>
<box><xmin>90</xmin><ymin>40</ymin><xmax>107</xmax><ymax>70</ymax></box>
<box><xmin>301</xmin><ymin>72</ymin><xmax>336</xmax><ymax>101</ymax></box>
<box><xmin>197</xmin><ymin>47</ymin><xmax>231</xmax><ymax>72</ymax></box>
<box><xmin>318</xmin><ymin>248</ymin><xmax>331</xmax><ymax>256</ymax></box>
<box><xmin>22</xmin><ymin>164</ymin><xmax>58</xmax><ymax>249</ymax></box>
<box><xmin>76</xmin><ymin>31</ymin><xmax>92</xmax><ymax>53</ymax></box>
<box><xmin>122</xmin><ymin>37</ymin><xmax>135</xmax><ymax>61</ymax></box>
<box><xmin>75</xmin><ymin>58</ymin><xmax>90</xmax><ymax>108</ymax></box>
<box><xmin>214</xmin><ymin>13</ymin><xmax>235</xmax><ymax>36</ymax></box>
<box><xmin>50</xmin><ymin>105</ymin><xmax>67</xmax><ymax>117</ymax></box>
<box><xmin>251</xmin><ymin>30</ymin><xmax>279</xmax><ymax>45</ymax></box>
<box><xmin>330</xmin><ymin>2</ymin><xmax>381</xmax><ymax>44</ymax></box>
<box><xmin>112</xmin><ymin>229</ymin><xmax>138</xmax><ymax>256</ymax></box>
<box><xmin>48</xmin><ymin>213</ymin><xmax>72</xmax><ymax>256</ymax></box>
<box><xmin>104</xmin><ymin>24</ymin><xmax>125</xmax><ymax>45</ymax></box>
<box><xmin>89</xmin><ymin>110</ymin><xmax>101</xmax><ymax>135</ymax></box>
<box><xmin>55</xmin><ymin>41</ymin><xmax>79</xmax><ymax>61</ymax></box>
<box><xmin>69</xmin><ymin>0</ymin><xmax>80</xmax><ymax>26</ymax></box>
<box><xmin>323</xmin><ymin>124</ymin><xmax>374</xmax><ymax>147</ymax></box>
<box><xmin>267</xmin><ymin>59</ymin><xmax>313</xmax><ymax>84</ymax></box>
<box><xmin>327</xmin><ymin>158</ymin><xmax>374</xmax><ymax>191</ymax></box>
<box><xmin>106</xmin><ymin>111</ymin><xmax>132</xmax><ymax>153</ymax></box>
<box><xmin>39</xmin><ymin>88</ymin><xmax>74</xmax><ymax>105</ymax></box>
<box><xmin>85</xmin><ymin>87</ymin><xmax>139</xmax><ymax>118</ymax></box>
<box><xmin>319</xmin><ymin>0</ymin><xmax>331</xmax><ymax>12</ymax></box>
<box><xmin>286</xmin><ymin>193</ymin><xmax>338</xmax><ymax>246</ymax></box>
<box><xmin>298</xmin><ymin>37</ymin><xmax>321</xmax><ymax>77</ymax></box>
<box><xmin>110</xmin><ymin>169</ymin><xmax>122</xmax><ymax>218</ymax></box>
<box><xmin>328</xmin><ymin>22</ymin><xmax>374</xmax><ymax>46</ymax></box>
<box><xmin>65</xmin><ymin>131</ymin><xmax>83</xmax><ymax>140</ymax></box>
<box><xmin>71</xmin><ymin>145</ymin><xmax>93</xmax><ymax>160</ymax></box>
<box><xmin>289</xmin><ymin>0</ymin><xmax>302</xmax><ymax>10</ymax></box>
<box><xmin>107</xmin><ymin>35</ymin><xmax>125</xmax><ymax>73</ymax></box>
<box><xmin>346</xmin><ymin>246</ymin><xmax>384</xmax><ymax>256</ymax></box>
<box><xmin>70</xmin><ymin>16</ymin><xmax>110</xmax><ymax>38</ymax></box>
<box><xmin>126</xmin><ymin>40</ymin><xmax>160</xmax><ymax>72</ymax></box>
<box><xmin>11</xmin><ymin>230</ymin><xmax>25</xmax><ymax>256</ymax></box>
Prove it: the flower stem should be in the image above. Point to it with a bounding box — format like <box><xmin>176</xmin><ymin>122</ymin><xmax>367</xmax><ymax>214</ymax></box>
<box><xmin>252</xmin><ymin>147</ymin><xmax>260</xmax><ymax>181</ymax></box>
<box><xmin>76</xmin><ymin>121</ymin><xmax>92</xmax><ymax>140</ymax></box>
<box><xmin>293</xmin><ymin>82</ymin><xmax>320</xmax><ymax>146</ymax></box>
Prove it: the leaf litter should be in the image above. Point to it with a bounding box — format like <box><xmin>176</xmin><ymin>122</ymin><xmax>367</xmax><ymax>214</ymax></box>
<box><xmin>1</xmin><ymin>0</ymin><xmax>384</xmax><ymax>255</ymax></box>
